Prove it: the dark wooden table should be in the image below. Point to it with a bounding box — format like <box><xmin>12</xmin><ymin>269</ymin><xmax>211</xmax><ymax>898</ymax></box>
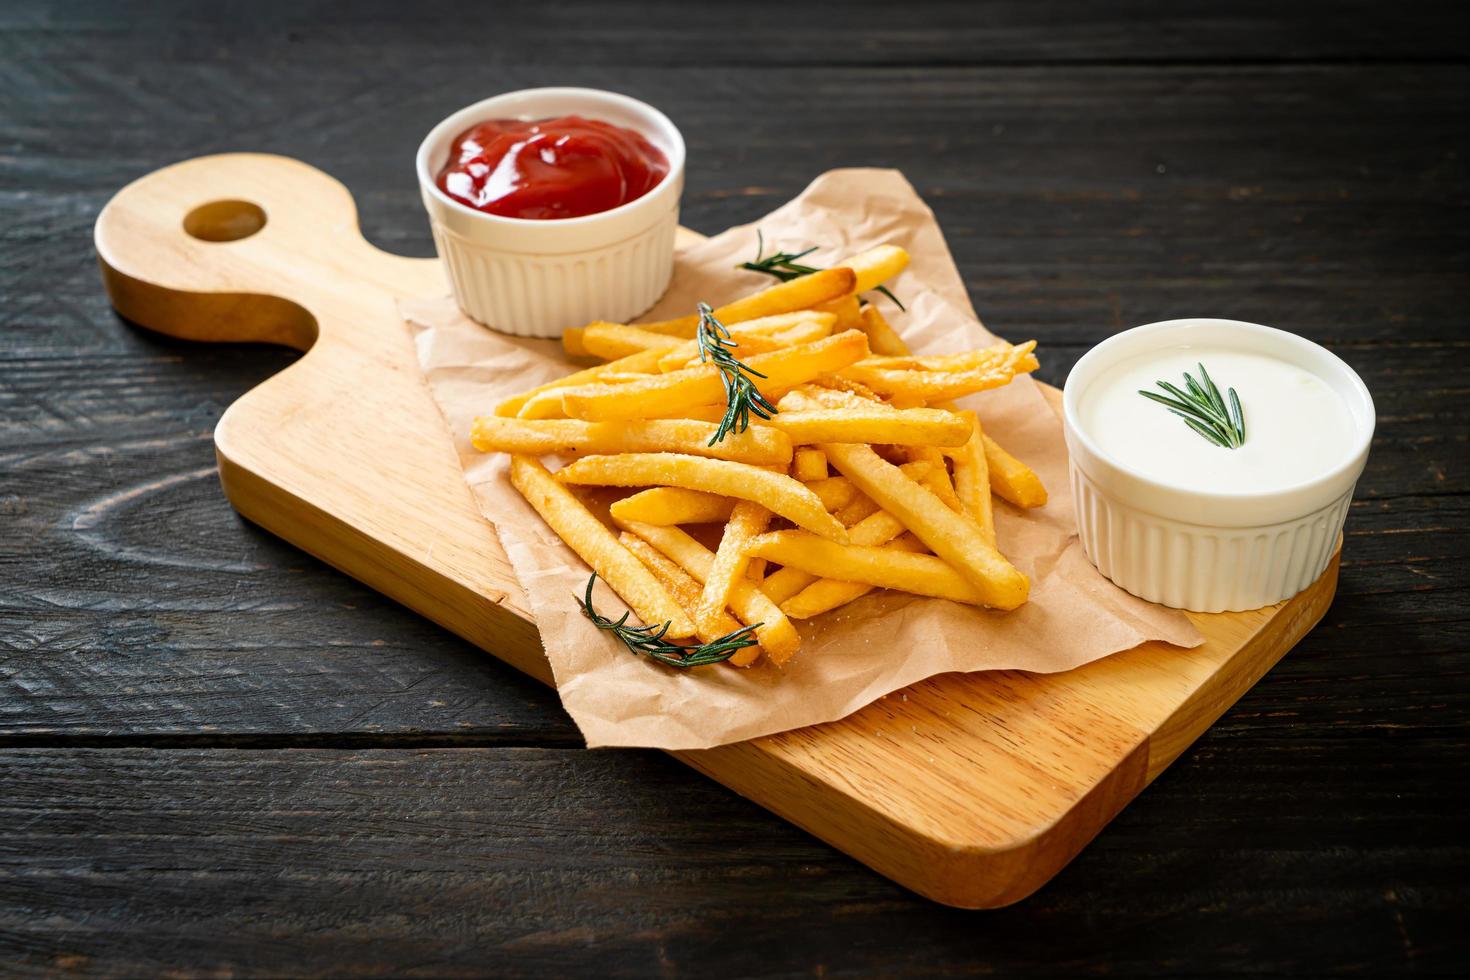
<box><xmin>3</xmin><ymin>1</ymin><xmax>1467</xmax><ymax>975</ymax></box>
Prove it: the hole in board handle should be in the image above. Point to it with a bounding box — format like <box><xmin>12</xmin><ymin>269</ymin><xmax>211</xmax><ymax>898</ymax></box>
<box><xmin>183</xmin><ymin>200</ymin><xmax>267</xmax><ymax>242</ymax></box>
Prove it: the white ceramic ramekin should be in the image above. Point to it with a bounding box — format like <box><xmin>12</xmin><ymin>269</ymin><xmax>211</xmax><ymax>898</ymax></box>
<box><xmin>1063</xmin><ymin>319</ymin><xmax>1374</xmax><ymax>612</ymax></box>
<box><xmin>416</xmin><ymin>87</ymin><xmax>685</xmax><ymax>338</ymax></box>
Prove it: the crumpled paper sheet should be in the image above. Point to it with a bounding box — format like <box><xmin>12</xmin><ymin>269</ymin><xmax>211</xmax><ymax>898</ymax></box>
<box><xmin>402</xmin><ymin>168</ymin><xmax>1201</xmax><ymax>750</ymax></box>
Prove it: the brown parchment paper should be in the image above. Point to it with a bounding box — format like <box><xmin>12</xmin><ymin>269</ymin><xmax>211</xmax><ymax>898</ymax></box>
<box><xmin>401</xmin><ymin>168</ymin><xmax>1201</xmax><ymax>750</ymax></box>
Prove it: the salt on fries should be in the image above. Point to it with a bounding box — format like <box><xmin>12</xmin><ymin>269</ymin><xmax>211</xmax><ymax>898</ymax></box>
<box><xmin>476</xmin><ymin>242</ymin><xmax>1050</xmax><ymax>670</ymax></box>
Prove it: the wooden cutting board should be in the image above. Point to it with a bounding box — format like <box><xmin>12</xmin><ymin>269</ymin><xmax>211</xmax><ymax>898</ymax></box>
<box><xmin>94</xmin><ymin>154</ymin><xmax>1338</xmax><ymax>909</ymax></box>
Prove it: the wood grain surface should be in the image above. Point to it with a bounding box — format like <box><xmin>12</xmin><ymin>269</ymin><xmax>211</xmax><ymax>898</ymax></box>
<box><xmin>2</xmin><ymin>0</ymin><xmax>1467</xmax><ymax>974</ymax></box>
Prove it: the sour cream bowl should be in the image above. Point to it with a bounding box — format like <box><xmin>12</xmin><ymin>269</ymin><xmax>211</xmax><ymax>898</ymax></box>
<box><xmin>1063</xmin><ymin>318</ymin><xmax>1374</xmax><ymax>612</ymax></box>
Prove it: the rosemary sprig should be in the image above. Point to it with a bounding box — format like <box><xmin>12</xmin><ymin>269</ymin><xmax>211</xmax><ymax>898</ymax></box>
<box><xmin>738</xmin><ymin>230</ymin><xmax>906</xmax><ymax>310</ymax></box>
<box><xmin>696</xmin><ymin>302</ymin><xmax>777</xmax><ymax>445</ymax></box>
<box><xmin>1138</xmin><ymin>362</ymin><xmax>1247</xmax><ymax>449</ymax></box>
<box><xmin>575</xmin><ymin>573</ymin><xmax>760</xmax><ymax>668</ymax></box>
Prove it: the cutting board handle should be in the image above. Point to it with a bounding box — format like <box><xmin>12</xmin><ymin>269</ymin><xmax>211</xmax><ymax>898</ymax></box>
<box><xmin>95</xmin><ymin>153</ymin><xmax>442</xmax><ymax>351</ymax></box>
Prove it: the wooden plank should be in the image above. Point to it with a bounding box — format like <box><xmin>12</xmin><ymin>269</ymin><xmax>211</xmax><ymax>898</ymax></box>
<box><xmin>1</xmin><ymin>746</ymin><xmax>1464</xmax><ymax>976</ymax></box>
<box><xmin>4</xmin><ymin>0</ymin><xmax>1466</xmax><ymax>64</ymax></box>
<box><xmin>84</xmin><ymin>152</ymin><xmax>1350</xmax><ymax>907</ymax></box>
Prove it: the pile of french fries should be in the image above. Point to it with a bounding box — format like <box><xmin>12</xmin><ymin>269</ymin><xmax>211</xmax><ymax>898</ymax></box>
<box><xmin>473</xmin><ymin>244</ymin><xmax>1048</xmax><ymax>669</ymax></box>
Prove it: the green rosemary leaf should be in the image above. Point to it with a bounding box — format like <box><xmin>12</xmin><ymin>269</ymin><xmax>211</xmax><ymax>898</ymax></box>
<box><xmin>575</xmin><ymin>573</ymin><xmax>760</xmax><ymax>668</ymax></box>
<box><xmin>1180</xmin><ymin>415</ymin><xmax>1231</xmax><ymax>448</ymax></box>
<box><xmin>1196</xmin><ymin>362</ymin><xmax>1232</xmax><ymax>420</ymax></box>
<box><xmin>697</xmin><ymin>302</ymin><xmax>776</xmax><ymax>445</ymax></box>
<box><xmin>1140</xmin><ymin>363</ymin><xmax>1247</xmax><ymax>450</ymax></box>
<box><xmin>1228</xmin><ymin>387</ymin><xmax>1246</xmax><ymax>445</ymax></box>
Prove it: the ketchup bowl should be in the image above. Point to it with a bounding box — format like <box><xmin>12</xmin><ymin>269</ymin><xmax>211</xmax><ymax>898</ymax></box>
<box><xmin>416</xmin><ymin>87</ymin><xmax>685</xmax><ymax>338</ymax></box>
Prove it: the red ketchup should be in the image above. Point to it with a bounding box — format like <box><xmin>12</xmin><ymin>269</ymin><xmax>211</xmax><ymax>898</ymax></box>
<box><xmin>436</xmin><ymin>114</ymin><xmax>670</xmax><ymax>220</ymax></box>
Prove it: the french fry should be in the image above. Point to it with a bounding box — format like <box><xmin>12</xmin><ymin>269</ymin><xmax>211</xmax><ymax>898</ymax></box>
<box><xmin>657</xmin><ymin>333</ymin><xmax>785</xmax><ymax>372</ymax></box>
<box><xmin>472</xmin><ymin>416</ymin><xmax>793</xmax><ymax>465</ymax></box>
<box><xmin>945</xmin><ymin>411</ymin><xmax>997</xmax><ymax>546</ymax></box>
<box><xmin>695</xmin><ymin>502</ymin><xmax>772</xmax><ymax>638</ymax></box>
<box><xmin>910</xmin><ymin>450</ymin><xmax>965</xmax><ymax>512</ymax></box>
<box><xmin>781</xmin><ymin>535</ymin><xmax>930</xmax><ymax>619</ymax></box>
<box><xmin>761</xmin><ymin>496</ymin><xmax>914</xmax><ymax>605</ymax></box>
<box><xmin>609</xmin><ymin>487</ymin><xmax>735</xmax><ymax>526</ymax></box>
<box><xmin>984</xmin><ymin>433</ymin><xmax>1049</xmax><ymax>508</ymax></box>
<box><xmin>562</xmin><ymin>325</ymin><xmax>589</xmax><ymax>357</ymax></box>
<box><xmin>654</xmin><ymin>313</ymin><xmax>836</xmax><ymax>372</ymax></box>
<box><xmin>581</xmin><ymin>322</ymin><xmax>685</xmax><ymax>360</ymax></box>
<box><xmin>841</xmin><ymin>341</ymin><xmax>1039</xmax><ymax>401</ymax></box>
<box><xmin>802</xmin><ymin>474</ymin><xmax>862</xmax><ymax>512</ymax></box>
<box><xmin>795</xmin><ymin>382</ymin><xmax>891</xmax><ymax>411</ymax></box>
<box><xmin>791</xmin><ymin>448</ymin><xmax>828</xmax><ymax>481</ymax></box>
<box><xmin>556</xmin><ymin>453</ymin><xmax>849</xmax><ymax>542</ymax></box>
<box><xmin>560</xmin><ymin>330</ymin><xmax>870</xmax><ymax>422</ymax></box>
<box><xmin>766</xmin><ymin>407</ymin><xmax>971</xmax><ymax>447</ymax></box>
<box><xmin>496</xmin><ymin>348</ymin><xmax>668</xmax><ymax>417</ymax></box>
<box><xmin>630</xmin><ymin>267</ymin><xmax>858</xmax><ymax>338</ymax></box>
<box><xmin>746</xmin><ymin>557</ymin><xmax>767</xmax><ymax>582</ymax></box>
<box><xmin>620</xmin><ymin>532</ymin><xmax>760</xmax><ymax>667</ymax></box>
<box><xmin>840</xmin><ymin>244</ymin><xmax>910</xmax><ymax>295</ymax></box>
<box><xmin>660</xmin><ymin>318</ymin><xmax>838</xmax><ymax>373</ymax></box>
<box><xmin>748</xmin><ymin>531</ymin><xmax>991</xmax><ymax>606</ymax></box>
<box><xmin>508</xmin><ymin>456</ymin><xmax>695</xmax><ymax>637</ymax></box>
<box><xmin>857</xmin><ymin>304</ymin><xmax>909</xmax><ymax>357</ymax></box>
<box><xmin>813</xmin><ymin>294</ymin><xmax>863</xmax><ymax>330</ymax></box>
<box><xmin>861</xmin><ymin>349</ymin><xmax>1024</xmax><ymax>371</ymax></box>
<box><xmin>817</xmin><ymin>437</ymin><xmax>1029</xmax><ymax>609</ymax></box>
<box><xmin>801</xmin><ymin>459</ymin><xmax>932</xmax><ymax>513</ymax></box>
<box><xmin>834</xmin><ymin>494</ymin><xmax>882</xmax><ymax>526</ymax></box>
<box><xmin>618</xmin><ymin>520</ymin><xmax>801</xmax><ymax>665</ymax></box>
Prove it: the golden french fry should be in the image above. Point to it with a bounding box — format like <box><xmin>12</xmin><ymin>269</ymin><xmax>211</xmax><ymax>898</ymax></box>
<box><xmin>560</xmin><ymin>330</ymin><xmax>870</xmax><ymax>422</ymax></box>
<box><xmin>662</xmin><ymin>319</ymin><xmax>838</xmax><ymax>373</ymax></box>
<box><xmin>472</xmin><ymin>416</ymin><xmax>793</xmax><ymax>466</ymax></box>
<box><xmin>694</xmin><ymin>502</ymin><xmax>772</xmax><ymax>638</ymax></box>
<box><xmin>791</xmin><ymin>448</ymin><xmax>828</xmax><ymax>481</ymax></box>
<box><xmin>945</xmin><ymin>411</ymin><xmax>997</xmax><ymax>546</ymax></box>
<box><xmin>896</xmin><ymin>448</ymin><xmax>964</xmax><ymax>512</ymax></box>
<box><xmin>746</xmin><ymin>557</ymin><xmax>767</xmax><ymax>582</ymax></box>
<box><xmin>984</xmin><ymin>433</ymin><xmax>1048</xmax><ymax>508</ymax></box>
<box><xmin>620</xmin><ymin>532</ymin><xmax>760</xmax><ymax>667</ymax></box>
<box><xmin>762</xmin><ymin>496</ymin><xmax>914</xmax><ymax>604</ymax></box>
<box><xmin>562</xmin><ymin>325</ymin><xmax>589</xmax><ymax>357</ymax></box>
<box><xmin>632</xmin><ymin>267</ymin><xmax>858</xmax><ymax>338</ymax></box>
<box><xmin>793</xmin><ymin>382</ymin><xmax>889</xmax><ymax>410</ymax></box>
<box><xmin>840</xmin><ymin>244</ymin><xmax>910</xmax><ymax>294</ymax></box>
<box><xmin>802</xmin><ymin>474</ymin><xmax>862</xmax><ymax>512</ymax></box>
<box><xmin>556</xmin><ymin>453</ymin><xmax>848</xmax><ymax>542</ymax></box>
<box><xmin>508</xmin><ymin>456</ymin><xmax>695</xmax><ymax>636</ymax></box>
<box><xmin>749</xmin><ymin>531</ymin><xmax>990</xmax><ymax>606</ymax></box>
<box><xmin>813</xmin><ymin>294</ymin><xmax>863</xmax><ymax>330</ymax></box>
<box><xmin>609</xmin><ymin>487</ymin><xmax>735</xmax><ymax>526</ymax></box>
<box><xmin>497</xmin><ymin>347</ymin><xmax>667</xmax><ymax>418</ymax></box>
<box><xmin>841</xmin><ymin>342</ymin><xmax>1039</xmax><ymax>401</ymax></box>
<box><xmin>766</xmin><ymin>407</ymin><xmax>971</xmax><ymax>447</ymax></box>
<box><xmin>781</xmin><ymin>535</ymin><xmax>929</xmax><ymax>618</ymax></box>
<box><xmin>802</xmin><ymin>457</ymin><xmax>934</xmax><ymax>514</ymax></box>
<box><xmin>581</xmin><ymin>322</ymin><xmax>685</xmax><ymax>360</ymax></box>
<box><xmin>654</xmin><ymin>313</ymin><xmax>836</xmax><ymax>372</ymax></box>
<box><xmin>618</xmin><ymin>520</ymin><xmax>801</xmax><ymax>665</ymax></box>
<box><xmin>834</xmin><ymin>494</ymin><xmax>882</xmax><ymax>526</ymax></box>
<box><xmin>817</xmin><ymin>438</ymin><xmax>1028</xmax><ymax>609</ymax></box>
<box><xmin>857</xmin><ymin>304</ymin><xmax>909</xmax><ymax>357</ymax></box>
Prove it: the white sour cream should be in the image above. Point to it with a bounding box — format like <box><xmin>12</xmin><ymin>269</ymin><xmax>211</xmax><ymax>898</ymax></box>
<box><xmin>1077</xmin><ymin>346</ymin><xmax>1356</xmax><ymax>495</ymax></box>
